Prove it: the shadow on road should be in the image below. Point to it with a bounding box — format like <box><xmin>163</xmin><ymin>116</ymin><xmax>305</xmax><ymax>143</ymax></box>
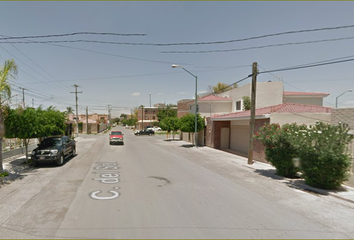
<box><xmin>254</xmin><ymin>169</ymin><xmax>285</xmax><ymax>180</ymax></box>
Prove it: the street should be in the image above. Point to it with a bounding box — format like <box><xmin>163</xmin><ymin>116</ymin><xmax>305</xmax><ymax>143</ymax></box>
<box><xmin>0</xmin><ymin>127</ymin><xmax>353</xmax><ymax>239</ymax></box>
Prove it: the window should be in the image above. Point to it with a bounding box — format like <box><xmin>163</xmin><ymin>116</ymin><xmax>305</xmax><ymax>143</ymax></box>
<box><xmin>153</xmin><ymin>116</ymin><xmax>155</xmax><ymax>120</ymax></box>
<box><xmin>100</xmin><ymin>117</ymin><xmax>105</xmax><ymax>120</ymax></box>
<box><xmin>236</xmin><ymin>101</ymin><xmax>241</xmax><ymax>111</ymax></box>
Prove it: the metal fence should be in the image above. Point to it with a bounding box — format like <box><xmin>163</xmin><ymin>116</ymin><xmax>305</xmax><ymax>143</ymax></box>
<box><xmin>2</xmin><ymin>138</ymin><xmax>38</xmax><ymax>152</ymax></box>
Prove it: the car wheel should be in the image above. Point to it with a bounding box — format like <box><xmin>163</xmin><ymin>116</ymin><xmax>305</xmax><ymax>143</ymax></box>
<box><xmin>32</xmin><ymin>160</ymin><xmax>38</xmax><ymax>167</ymax></box>
<box><xmin>56</xmin><ymin>154</ymin><xmax>64</xmax><ymax>166</ymax></box>
<box><xmin>149</xmin><ymin>133</ymin><xmax>152</xmax><ymax>136</ymax></box>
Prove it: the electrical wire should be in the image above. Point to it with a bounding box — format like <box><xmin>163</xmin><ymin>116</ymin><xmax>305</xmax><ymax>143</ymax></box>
<box><xmin>258</xmin><ymin>58</ymin><xmax>354</xmax><ymax>74</ymax></box>
<box><xmin>0</xmin><ymin>32</ymin><xmax>146</xmax><ymax>40</ymax></box>
<box><xmin>161</xmin><ymin>36</ymin><xmax>354</xmax><ymax>54</ymax></box>
<box><xmin>2</xmin><ymin>24</ymin><xmax>353</xmax><ymax>46</ymax></box>
<box><xmin>0</xmin><ymin>45</ymin><xmax>68</xmax><ymax>91</ymax></box>
<box><xmin>9</xmin><ymin>44</ymin><xmax>70</xmax><ymax>89</ymax></box>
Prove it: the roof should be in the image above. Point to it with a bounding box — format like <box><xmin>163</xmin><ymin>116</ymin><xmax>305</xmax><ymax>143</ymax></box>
<box><xmin>283</xmin><ymin>91</ymin><xmax>329</xmax><ymax>97</ymax></box>
<box><xmin>187</xmin><ymin>95</ymin><xmax>231</xmax><ymax>105</ymax></box>
<box><xmin>212</xmin><ymin>102</ymin><xmax>332</xmax><ymax>120</ymax></box>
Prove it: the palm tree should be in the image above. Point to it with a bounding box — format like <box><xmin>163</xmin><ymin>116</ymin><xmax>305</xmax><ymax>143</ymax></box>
<box><xmin>0</xmin><ymin>60</ymin><xmax>18</xmax><ymax>172</ymax></box>
<box><xmin>66</xmin><ymin>106</ymin><xmax>74</xmax><ymax>115</ymax></box>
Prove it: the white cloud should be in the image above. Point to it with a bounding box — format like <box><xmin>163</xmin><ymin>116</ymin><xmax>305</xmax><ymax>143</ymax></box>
<box><xmin>198</xmin><ymin>90</ymin><xmax>208</xmax><ymax>94</ymax></box>
<box><xmin>131</xmin><ymin>92</ymin><xmax>140</xmax><ymax>96</ymax></box>
<box><xmin>178</xmin><ymin>92</ymin><xmax>186</xmax><ymax>95</ymax></box>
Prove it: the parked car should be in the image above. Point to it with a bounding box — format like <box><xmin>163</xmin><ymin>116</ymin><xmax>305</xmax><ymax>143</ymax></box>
<box><xmin>152</xmin><ymin>127</ymin><xmax>162</xmax><ymax>131</ymax></box>
<box><xmin>31</xmin><ymin>136</ymin><xmax>76</xmax><ymax>166</ymax></box>
<box><xmin>134</xmin><ymin>129</ymin><xmax>155</xmax><ymax>136</ymax></box>
<box><xmin>109</xmin><ymin>131</ymin><xmax>124</xmax><ymax>145</ymax></box>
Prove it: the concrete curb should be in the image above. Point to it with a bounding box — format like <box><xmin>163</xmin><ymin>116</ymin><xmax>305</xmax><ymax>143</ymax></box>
<box><xmin>241</xmin><ymin>161</ymin><xmax>354</xmax><ymax>204</ymax></box>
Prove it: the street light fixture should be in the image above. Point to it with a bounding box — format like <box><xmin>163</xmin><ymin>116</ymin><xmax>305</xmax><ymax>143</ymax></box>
<box><xmin>172</xmin><ymin>64</ymin><xmax>198</xmax><ymax>147</ymax></box>
<box><xmin>335</xmin><ymin>89</ymin><xmax>353</xmax><ymax>108</ymax></box>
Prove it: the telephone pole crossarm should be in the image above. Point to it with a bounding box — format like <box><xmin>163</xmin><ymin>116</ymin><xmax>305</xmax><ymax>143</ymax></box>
<box><xmin>70</xmin><ymin>84</ymin><xmax>82</xmax><ymax>137</ymax></box>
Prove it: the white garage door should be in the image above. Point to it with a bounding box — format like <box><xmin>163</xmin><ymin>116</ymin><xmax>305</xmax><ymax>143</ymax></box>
<box><xmin>230</xmin><ymin>125</ymin><xmax>250</xmax><ymax>154</ymax></box>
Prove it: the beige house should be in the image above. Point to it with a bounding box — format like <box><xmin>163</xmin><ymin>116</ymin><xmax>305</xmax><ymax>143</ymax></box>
<box><xmin>186</xmin><ymin>82</ymin><xmax>330</xmax><ymax>119</ymax></box>
<box><xmin>208</xmin><ymin>103</ymin><xmax>332</xmax><ymax>162</ymax></box>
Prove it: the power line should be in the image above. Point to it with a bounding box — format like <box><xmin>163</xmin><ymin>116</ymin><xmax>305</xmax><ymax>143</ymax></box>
<box><xmin>9</xmin><ymin>44</ymin><xmax>70</xmax><ymax>90</ymax></box>
<box><xmin>258</xmin><ymin>58</ymin><xmax>354</xmax><ymax>74</ymax></box>
<box><xmin>0</xmin><ymin>45</ymin><xmax>68</xmax><ymax>91</ymax></box>
<box><xmin>161</xmin><ymin>36</ymin><xmax>354</xmax><ymax>54</ymax></box>
<box><xmin>0</xmin><ymin>32</ymin><xmax>146</xmax><ymax>40</ymax></box>
<box><xmin>212</xmin><ymin>75</ymin><xmax>252</xmax><ymax>95</ymax></box>
<box><xmin>0</xmin><ymin>34</ymin><xmax>192</xmax><ymax>65</ymax></box>
<box><xmin>15</xmin><ymin>65</ymin><xmax>251</xmax><ymax>84</ymax></box>
<box><xmin>154</xmin><ymin>23</ymin><xmax>354</xmax><ymax>46</ymax></box>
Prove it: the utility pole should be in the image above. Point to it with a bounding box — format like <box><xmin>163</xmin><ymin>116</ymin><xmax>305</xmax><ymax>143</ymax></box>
<box><xmin>149</xmin><ymin>93</ymin><xmax>152</xmax><ymax>126</ymax></box>
<box><xmin>86</xmin><ymin>106</ymin><xmax>88</xmax><ymax>134</ymax></box>
<box><xmin>141</xmin><ymin>105</ymin><xmax>144</xmax><ymax>130</ymax></box>
<box><xmin>19</xmin><ymin>87</ymin><xmax>26</xmax><ymax>108</ymax></box>
<box><xmin>248</xmin><ymin>62</ymin><xmax>258</xmax><ymax>165</ymax></box>
<box><xmin>70</xmin><ymin>84</ymin><xmax>82</xmax><ymax>137</ymax></box>
<box><xmin>107</xmin><ymin>105</ymin><xmax>112</xmax><ymax>127</ymax></box>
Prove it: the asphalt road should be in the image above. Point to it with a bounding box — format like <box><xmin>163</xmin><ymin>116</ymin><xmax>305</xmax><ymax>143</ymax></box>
<box><xmin>0</xmin><ymin>126</ymin><xmax>353</xmax><ymax>239</ymax></box>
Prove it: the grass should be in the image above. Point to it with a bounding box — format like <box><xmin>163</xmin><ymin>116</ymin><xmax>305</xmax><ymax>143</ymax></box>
<box><xmin>0</xmin><ymin>171</ymin><xmax>9</xmax><ymax>177</ymax></box>
<box><xmin>155</xmin><ymin>131</ymin><xmax>179</xmax><ymax>136</ymax></box>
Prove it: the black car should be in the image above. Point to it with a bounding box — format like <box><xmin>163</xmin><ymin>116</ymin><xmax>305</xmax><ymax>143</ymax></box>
<box><xmin>31</xmin><ymin>136</ymin><xmax>76</xmax><ymax>166</ymax></box>
<box><xmin>134</xmin><ymin>129</ymin><xmax>155</xmax><ymax>136</ymax></box>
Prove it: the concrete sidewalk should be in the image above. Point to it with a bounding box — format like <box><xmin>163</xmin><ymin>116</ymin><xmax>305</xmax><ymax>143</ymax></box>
<box><xmin>222</xmin><ymin>148</ymin><xmax>354</xmax><ymax>204</ymax></box>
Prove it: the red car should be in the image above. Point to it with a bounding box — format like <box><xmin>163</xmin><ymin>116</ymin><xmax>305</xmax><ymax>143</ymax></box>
<box><xmin>109</xmin><ymin>131</ymin><xmax>124</xmax><ymax>145</ymax></box>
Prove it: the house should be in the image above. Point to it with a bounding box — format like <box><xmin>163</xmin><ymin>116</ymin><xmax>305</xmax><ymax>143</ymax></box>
<box><xmin>208</xmin><ymin>102</ymin><xmax>332</xmax><ymax>162</ymax></box>
<box><xmin>187</xmin><ymin>95</ymin><xmax>233</xmax><ymax>118</ymax></box>
<box><xmin>137</xmin><ymin>106</ymin><xmax>177</xmax><ymax>130</ymax></box>
<box><xmin>178</xmin><ymin>81</ymin><xmax>332</xmax><ymax>159</ymax></box>
<box><xmin>67</xmin><ymin>113</ymin><xmax>108</xmax><ymax>124</ymax></box>
<box><xmin>185</xmin><ymin>82</ymin><xmax>329</xmax><ymax>118</ymax></box>
<box><xmin>177</xmin><ymin>99</ymin><xmax>193</xmax><ymax>118</ymax></box>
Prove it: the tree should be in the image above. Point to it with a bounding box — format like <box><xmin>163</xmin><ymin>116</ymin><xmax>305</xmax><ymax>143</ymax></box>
<box><xmin>156</xmin><ymin>105</ymin><xmax>177</xmax><ymax>122</ymax></box>
<box><xmin>5</xmin><ymin>106</ymin><xmax>66</xmax><ymax>163</ymax></box>
<box><xmin>242</xmin><ymin>96</ymin><xmax>251</xmax><ymax>111</ymax></box>
<box><xmin>120</xmin><ymin>113</ymin><xmax>128</xmax><ymax>119</ymax></box>
<box><xmin>160</xmin><ymin>117</ymin><xmax>180</xmax><ymax>140</ymax></box>
<box><xmin>127</xmin><ymin>118</ymin><xmax>138</xmax><ymax>127</ymax></box>
<box><xmin>113</xmin><ymin>117</ymin><xmax>120</xmax><ymax>124</ymax></box>
<box><xmin>0</xmin><ymin>59</ymin><xmax>17</xmax><ymax>172</ymax></box>
<box><xmin>179</xmin><ymin>113</ymin><xmax>205</xmax><ymax>133</ymax></box>
<box><xmin>208</xmin><ymin>82</ymin><xmax>237</xmax><ymax>94</ymax></box>
<box><xmin>66</xmin><ymin>106</ymin><xmax>74</xmax><ymax>115</ymax></box>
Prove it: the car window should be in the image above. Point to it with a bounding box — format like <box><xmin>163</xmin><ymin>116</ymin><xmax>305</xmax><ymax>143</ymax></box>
<box><xmin>41</xmin><ymin>138</ymin><xmax>62</xmax><ymax>147</ymax></box>
<box><xmin>111</xmin><ymin>131</ymin><xmax>122</xmax><ymax>135</ymax></box>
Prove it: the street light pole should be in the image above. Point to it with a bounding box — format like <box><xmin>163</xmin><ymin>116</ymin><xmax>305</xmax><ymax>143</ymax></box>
<box><xmin>335</xmin><ymin>89</ymin><xmax>353</xmax><ymax>108</ymax></box>
<box><xmin>172</xmin><ymin>64</ymin><xmax>198</xmax><ymax>147</ymax></box>
<box><xmin>149</xmin><ymin>93</ymin><xmax>152</xmax><ymax>126</ymax></box>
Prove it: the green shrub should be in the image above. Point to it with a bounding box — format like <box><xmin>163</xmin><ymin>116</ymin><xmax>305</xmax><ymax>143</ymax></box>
<box><xmin>255</xmin><ymin>123</ymin><xmax>300</xmax><ymax>177</ymax></box>
<box><xmin>298</xmin><ymin>122</ymin><xmax>352</xmax><ymax>189</ymax></box>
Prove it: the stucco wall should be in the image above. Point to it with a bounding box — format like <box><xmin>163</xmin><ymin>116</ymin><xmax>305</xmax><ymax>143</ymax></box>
<box><xmin>284</xmin><ymin>97</ymin><xmax>323</xmax><ymax>106</ymax></box>
<box><xmin>270</xmin><ymin>113</ymin><xmax>331</xmax><ymax>126</ymax></box>
<box><xmin>331</xmin><ymin>108</ymin><xmax>354</xmax><ymax>129</ymax></box>
<box><xmin>190</xmin><ymin>101</ymin><xmax>232</xmax><ymax>118</ymax></box>
<box><xmin>218</xmin><ymin>82</ymin><xmax>284</xmax><ymax>110</ymax></box>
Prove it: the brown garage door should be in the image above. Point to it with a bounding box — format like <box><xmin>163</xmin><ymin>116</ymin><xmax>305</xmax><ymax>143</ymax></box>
<box><xmin>230</xmin><ymin>125</ymin><xmax>250</xmax><ymax>154</ymax></box>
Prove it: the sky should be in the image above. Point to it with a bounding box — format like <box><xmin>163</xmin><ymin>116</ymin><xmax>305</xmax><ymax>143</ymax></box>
<box><xmin>0</xmin><ymin>1</ymin><xmax>354</xmax><ymax>117</ymax></box>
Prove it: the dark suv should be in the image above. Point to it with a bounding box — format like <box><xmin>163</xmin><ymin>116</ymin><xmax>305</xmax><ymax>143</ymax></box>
<box><xmin>31</xmin><ymin>136</ymin><xmax>76</xmax><ymax>166</ymax></box>
<box><xmin>134</xmin><ymin>129</ymin><xmax>155</xmax><ymax>136</ymax></box>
